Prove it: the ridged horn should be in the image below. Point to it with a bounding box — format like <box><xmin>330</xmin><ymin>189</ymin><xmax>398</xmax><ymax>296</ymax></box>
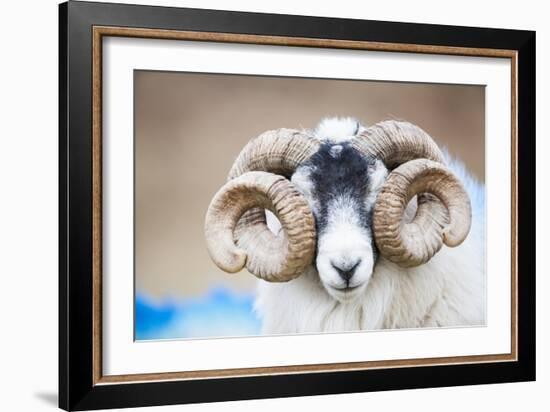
<box><xmin>354</xmin><ymin>120</ymin><xmax>471</xmax><ymax>267</ymax></box>
<box><xmin>205</xmin><ymin>129</ymin><xmax>320</xmax><ymax>281</ymax></box>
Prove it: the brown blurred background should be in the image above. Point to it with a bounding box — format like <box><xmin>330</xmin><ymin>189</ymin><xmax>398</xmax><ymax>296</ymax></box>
<box><xmin>135</xmin><ymin>70</ymin><xmax>484</xmax><ymax>299</ymax></box>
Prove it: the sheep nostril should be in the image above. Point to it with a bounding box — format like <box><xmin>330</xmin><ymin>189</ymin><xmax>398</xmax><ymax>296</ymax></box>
<box><xmin>331</xmin><ymin>259</ymin><xmax>361</xmax><ymax>283</ymax></box>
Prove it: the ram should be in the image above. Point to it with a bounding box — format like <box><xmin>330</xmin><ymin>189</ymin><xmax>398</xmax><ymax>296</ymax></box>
<box><xmin>205</xmin><ymin>117</ymin><xmax>485</xmax><ymax>334</ymax></box>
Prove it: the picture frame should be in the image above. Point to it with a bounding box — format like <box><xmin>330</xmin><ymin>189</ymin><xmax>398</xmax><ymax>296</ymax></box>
<box><xmin>59</xmin><ymin>1</ymin><xmax>536</xmax><ymax>410</ymax></box>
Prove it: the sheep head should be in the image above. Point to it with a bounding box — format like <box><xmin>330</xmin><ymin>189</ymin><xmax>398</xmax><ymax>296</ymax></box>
<box><xmin>204</xmin><ymin>120</ymin><xmax>472</xmax><ymax>289</ymax></box>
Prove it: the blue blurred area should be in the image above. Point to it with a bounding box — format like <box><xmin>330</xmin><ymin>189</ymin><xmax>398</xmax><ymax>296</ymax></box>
<box><xmin>135</xmin><ymin>287</ymin><xmax>261</xmax><ymax>340</ymax></box>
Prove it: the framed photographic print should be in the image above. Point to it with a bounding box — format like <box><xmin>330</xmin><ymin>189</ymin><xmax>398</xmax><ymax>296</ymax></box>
<box><xmin>59</xmin><ymin>1</ymin><xmax>536</xmax><ymax>410</ymax></box>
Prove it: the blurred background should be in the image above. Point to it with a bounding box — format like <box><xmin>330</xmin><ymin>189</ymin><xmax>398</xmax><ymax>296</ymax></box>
<box><xmin>134</xmin><ymin>70</ymin><xmax>485</xmax><ymax>340</ymax></box>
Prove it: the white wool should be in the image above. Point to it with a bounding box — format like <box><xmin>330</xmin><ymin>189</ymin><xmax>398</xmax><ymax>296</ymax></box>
<box><xmin>255</xmin><ymin>153</ymin><xmax>486</xmax><ymax>334</ymax></box>
<box><xmin>314</xmin><ymin>117</ymin><xmax>361</xmax><ymax>142</ymax></box>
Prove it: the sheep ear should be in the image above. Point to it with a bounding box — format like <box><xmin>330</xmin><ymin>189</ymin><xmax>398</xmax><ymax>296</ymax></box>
<box><xmin>366</xmin><ymin>160</ymin><xmax>388</xmax><ymax>209</ymax></box>
<box><xmin>369</xmin><ymin>160</ymin><xmax>388</xmax><ymax>193</ymax></box>
<box><xmin>265</xmin><ymin>209</ymin><xmax>283</xmax><ymax>236</ymax></box>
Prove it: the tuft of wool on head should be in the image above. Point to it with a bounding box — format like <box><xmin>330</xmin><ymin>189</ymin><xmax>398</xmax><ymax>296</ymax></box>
<box><xmin>314</xmin><ymin>117</ymin><xmax>362</xmax><ymax>143</ymax></box>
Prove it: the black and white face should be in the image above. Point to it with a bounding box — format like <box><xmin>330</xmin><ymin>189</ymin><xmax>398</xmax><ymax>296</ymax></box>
<box><xmin>291</xmin><ymin>143</ymin><xmax>388</xmax><ymax>303</ymax></box>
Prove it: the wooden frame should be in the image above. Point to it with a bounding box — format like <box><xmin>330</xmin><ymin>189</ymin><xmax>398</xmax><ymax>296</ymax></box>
<box><xmin>59</xmin><ymin>1</ymin><xmax>535</xmax><ymax>410</ymax></box>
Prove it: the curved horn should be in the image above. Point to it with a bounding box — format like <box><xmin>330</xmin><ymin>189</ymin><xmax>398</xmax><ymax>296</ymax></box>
<box><xmin>353</xmin><ymin>121</ymin><xmax>471</xmax><ymax>267</ymax></box>
<box><xmin>228</xmin><ymin>128</ymin><xmax>320</xmax><ymax>179</ymax></box>
<box><xmin>352</xmin><ymin>120</ymin><xmax>445</xmax><ymax>165</ymax></box>
<box><xmin>205</xmin><ymin>171</ymin><xmax>316</xmax><ymax>282</ymax></box>
<box><xmin>207</xmin><ymin>128</ymin><xmax>320</xmax><ymax>281</ymax></box>
<box><xmin>372</xmin><ymin>159</ymin><xmax>471</xmax><ymax>266</ymax></box>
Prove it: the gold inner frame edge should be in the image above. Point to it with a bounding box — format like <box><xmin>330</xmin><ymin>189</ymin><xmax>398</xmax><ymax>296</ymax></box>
<box><xmin>91</xmin><ymin>25</ymin><xmax>518</xmax><ymax>386</ymax></box>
